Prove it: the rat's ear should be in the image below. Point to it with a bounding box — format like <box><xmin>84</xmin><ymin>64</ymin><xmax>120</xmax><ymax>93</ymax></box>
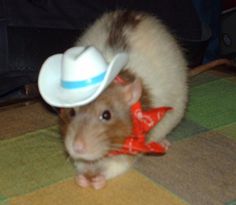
<box><xmin>122</xmin><ymin>78</ymin><xmax>142</xmax><ymax>106</ymax></box>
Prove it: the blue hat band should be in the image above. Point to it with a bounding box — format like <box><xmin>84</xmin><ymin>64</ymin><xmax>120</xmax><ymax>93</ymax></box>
<box><xmin>61</xmin><ymin>71</ymin><xmax>106</xmax><ymax>89</ymax></box>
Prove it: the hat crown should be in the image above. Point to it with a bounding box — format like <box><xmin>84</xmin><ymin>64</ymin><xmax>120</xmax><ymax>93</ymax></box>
<box><xmin>61</xmin><ymin>47</ymin><xmax>108</xmax><ymax>82</ymax></box>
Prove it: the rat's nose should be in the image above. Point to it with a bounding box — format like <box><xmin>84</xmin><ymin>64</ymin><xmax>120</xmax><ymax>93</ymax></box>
<box><xmin>73</xmin><ymin>138</ymin><xmax>86</xmax><ymax>153</ymax></box>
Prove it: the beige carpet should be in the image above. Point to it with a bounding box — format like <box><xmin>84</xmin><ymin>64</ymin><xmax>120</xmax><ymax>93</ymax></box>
<box><xmin>0</xmin><ymin>102</ymin><xmax>57</xmax><ymax>139</ymax></box>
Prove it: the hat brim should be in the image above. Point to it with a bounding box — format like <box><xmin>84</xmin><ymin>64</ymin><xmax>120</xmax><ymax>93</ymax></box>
<box><xmin>38</xmin><ymin>51</ymin><xmax>128</xmax><ymax>108</ymax></box>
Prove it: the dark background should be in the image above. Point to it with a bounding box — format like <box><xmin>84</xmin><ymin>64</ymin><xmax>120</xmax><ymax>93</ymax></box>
<box><xmin>0</xmin><ymin>0</ymin><xmax>232</xmax><ymax>101</ymax></box>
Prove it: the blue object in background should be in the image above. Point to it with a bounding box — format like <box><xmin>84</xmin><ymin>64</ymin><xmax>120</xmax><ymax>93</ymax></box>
<box><xmin>192</xmin><ymin>0</ymin><xmax>221</xmax><ymax>63</ymax></box>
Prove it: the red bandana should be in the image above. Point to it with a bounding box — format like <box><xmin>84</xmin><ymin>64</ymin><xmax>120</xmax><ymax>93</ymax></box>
<box><xmin>108</xmin><ymin>100</ymin><xmax>173</xmax><ymax>157</ymax></box>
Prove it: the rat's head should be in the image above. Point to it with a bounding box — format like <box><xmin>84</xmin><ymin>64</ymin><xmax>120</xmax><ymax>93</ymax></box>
<box><xmin>60</xmin><ymin>78</ymin><xmax>142</xmax><ymax>161</ymax></box>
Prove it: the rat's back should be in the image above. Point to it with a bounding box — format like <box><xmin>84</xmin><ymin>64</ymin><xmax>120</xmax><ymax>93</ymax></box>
<box><xmin>76</xmin><ymin>10</ymin><xmax>188</xmax><ymax>141</ymax></box>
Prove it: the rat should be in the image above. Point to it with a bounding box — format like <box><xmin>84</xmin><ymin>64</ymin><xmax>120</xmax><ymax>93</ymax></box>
<box><xmin>59</xmin><ymin>10</ymin><xmax>229</xmax><ymax>190</ymax></box>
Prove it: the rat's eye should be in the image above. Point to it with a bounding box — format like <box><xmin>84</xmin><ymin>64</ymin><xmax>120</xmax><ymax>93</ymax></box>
<box><xmin>100</xmin><ymin>110</ymin><xmax>112</xmax><ymax>121</ymax></box>
<box><xmin>69</xmin><ymin>108</ymin><xmax>76</xmax><ymax>117</ymax></box>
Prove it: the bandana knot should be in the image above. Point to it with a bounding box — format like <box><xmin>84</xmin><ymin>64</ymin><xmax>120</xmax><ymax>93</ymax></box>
<box><xmin>108</xmin><ymin>101</ymin><xmax>173</xmax><ymax>156</ymax></box>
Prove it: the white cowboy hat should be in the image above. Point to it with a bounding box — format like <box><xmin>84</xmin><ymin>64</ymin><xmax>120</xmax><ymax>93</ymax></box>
<box><xmin>38</xmin><ymin>46</ymin><xmax>128</xmax><ymax>107</ymax></box>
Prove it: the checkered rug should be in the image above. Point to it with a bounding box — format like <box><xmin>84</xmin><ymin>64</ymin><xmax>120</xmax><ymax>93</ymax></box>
<box><xmin>0</xmin><ymin>70</ymin><xmax>236</xmax><ymax>205</ymax></box>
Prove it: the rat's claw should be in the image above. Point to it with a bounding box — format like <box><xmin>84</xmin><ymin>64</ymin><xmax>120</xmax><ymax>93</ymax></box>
<box><xmin>91</xmin><ymin>175</ymin><xmax>106</xmax><ymax>190</ymax></box>
<box><xmin>75</xmin><ymin>174</ymin><xmax>90</xmax><ymax>188</ymax></box>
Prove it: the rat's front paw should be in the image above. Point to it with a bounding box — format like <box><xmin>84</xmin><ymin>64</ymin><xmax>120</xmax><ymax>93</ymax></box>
<box><xmin>75</xmin><ymin>174</ymin><xmax>106</xmax><ymax>190</ymax></box>
<box><xmin>91</xmin><ymin>175</ymin><xmax>106</xmax><ymax>190</ymax></box>
<box><xmin>159</xmin><ymin>138</ymin><xmax>171</xmax><ymax>151</ymax></box>
<box><xmin>75</xmin><ymin>174</ymin><xmax>90</xmax><ymax>188</ymax></box>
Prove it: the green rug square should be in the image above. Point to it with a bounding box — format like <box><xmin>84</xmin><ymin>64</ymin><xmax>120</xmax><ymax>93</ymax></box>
<box><xmin>186</xmin><ymin>79</ymin><xmax>236</xmax><ymax>129</ymax></box>
<box><xmin>215</xmin><ymin>122</ymin><xmax>236</xmax><ymax>140</ymax></box>
<box><xmin>189</xmin><ymin>72</ymin><xmax>220</xmax><ymax>88</ymax></box>
<box><xmin>0</xmin><ymin>127</ymin><xmax>74</xmax><ymax>198</ymax></box>
<box><xmin>0</xmin><ymin>195</ymin><xmax>8</xmax><ymax>205</ymax></box>
<box><xmin>0</xmin><ymin>201</ymin><xmax>9</xmax><ymax>205</ymax></box>
<box><xmin>168</xmin><ymin>118</ymin><xmax>209</xmax><ymax>141</ymax></box>
<box><xmin>225</xmin><ymin>199</ymin><xmax>236</xmax><ymax>205</ymax></box>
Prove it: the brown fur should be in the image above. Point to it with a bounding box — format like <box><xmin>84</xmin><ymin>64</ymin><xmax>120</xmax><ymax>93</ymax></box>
<box><xmin>60</xmin><ymin>72</ymin><xmax>151</xmax><ymax>155</ymax></box>
<box><xmin>119</xmin><ymin>70</ymin><xmax>152</xmax><ymax>110</ymax></box>
<box><xmin>107</xmin><ymin>11</ymin><xmax>143</xmax><ymax>50</ymax></box>
<box><xmin>61</xmin><ymin>83</ymin><xmax>135</xmax><ymax>159</ymax></box>
<box><xmin>79</xmin><ymin>84</ymin><xmax>132</xmax><ymax>146</ymax></box>
<box><xmin>59</xmin><ymin>108</ymin><xmax>74</xmax><ymax>138</ymax></box>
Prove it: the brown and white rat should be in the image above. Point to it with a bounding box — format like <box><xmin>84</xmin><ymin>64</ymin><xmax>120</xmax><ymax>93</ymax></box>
<box><xmin>59</xmin><ymin>10</ymin><xmax>188</xmax><ymax>190</ymax></box>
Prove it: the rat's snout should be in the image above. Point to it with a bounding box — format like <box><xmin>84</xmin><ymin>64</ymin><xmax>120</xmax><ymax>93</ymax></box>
<box><xmin>73</xmin><ymin>138</ymin><xmax>86</xmax><ymax>154</ymax></box>
<box><xmin>65</xmin><ymin>126</ymin><xmax>110</xmax><ymax>161</ymax></box>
